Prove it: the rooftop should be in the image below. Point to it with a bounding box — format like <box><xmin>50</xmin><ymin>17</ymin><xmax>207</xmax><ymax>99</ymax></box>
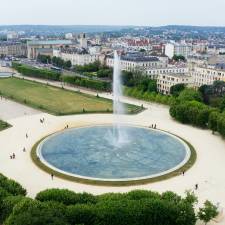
<box><xmin>27</xmin><ymin>40</ymin><xmax>74</xmax><ymax>46</ymax></box>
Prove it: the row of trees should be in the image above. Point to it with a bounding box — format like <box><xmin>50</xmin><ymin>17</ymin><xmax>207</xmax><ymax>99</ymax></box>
<box><xmin>199</xmin><ymin>81</ymin><xmax>225</xmax><ymax>108</ymax></box>
<box><xmin>12</xmin><ymin>62</ymin><xmax>61</xmax><ymax>81</ymax></box>
<box><xmin>37</xmin><ymin>55</ymin><xmax>72</xmax><ymax>69</ymax></box>
<box><xmin>124</xmin><ymin>87</ymin><xmax>176</xmax><ymax>105</ymax></box>
<box><xmin>74</xmin><ymin>61</ymin><xmax>113</xmax><ymax>79</ymax></box>
<box><xmin>169</xmin><ymin>88</ymin><xmax>225</xmax><ymax>137</ymax></box>
<box><xmin>62</xmin><ymin>75</ymin><xmax>111</xmax><ymax>91</ymax></box>
<box><xmin>12</xmin><ymin>62</ymin><xmax>111</xmax><ymax>91</ymax></box>
<box><xmin>0</xmin><ymin>177</ymin><xmax>219</xmax><ymax>225</ymax></box>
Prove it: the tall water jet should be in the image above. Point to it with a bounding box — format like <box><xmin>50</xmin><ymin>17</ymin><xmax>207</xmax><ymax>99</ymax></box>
<box><xmin>112</xmin><ymin>51</ymin><xmax>127</xmax><ymax>146</ymax></box>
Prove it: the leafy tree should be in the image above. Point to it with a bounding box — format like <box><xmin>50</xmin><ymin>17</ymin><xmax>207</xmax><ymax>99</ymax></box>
<box><xmin>5</xmin><ymin>199</ymin><xmax>69</xmax><ymax>225</ymax></box>
<box><xmin>178</xmin><ymin>88</ymin><xmax>203</xmax><ymax>102</ymax></box>
<box><xmin>220</xmin><ymin>96</ymin><xmax>225</xmax><ymax>112</ymax></box>
<box><xmin>172</xmin><ymin>54</ymin><xmax>186</xmax><ymax>61</ymax></box>
<box><xmin>36</xmin><ymin>189</ymin><xmax>97</xmax><ymax>205</ymax></box>
<box><xmin>208</xmin><ymin>111</ymin><xmax>220</xmax><ymax>132</ymax></box>
<box><xmin>170</xmin><ymin>83</ymin><xmax>185</xmax><ymax>97</ymax></box>
<box><xmin>198</xmin><ymin>200</ymin><xmax>218</xmax><ymax>225</ymax></box>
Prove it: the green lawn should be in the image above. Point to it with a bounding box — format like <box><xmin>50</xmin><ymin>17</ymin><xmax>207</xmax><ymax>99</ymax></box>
<box><xmin>0</xmin><ymin>120</ymin><xmax>11</xmax><ymax>131</ymax></box>
<box><xmin>0</xmin><ymin>78</ymin><xmax>142</xmax><ymax>115</ymax></box>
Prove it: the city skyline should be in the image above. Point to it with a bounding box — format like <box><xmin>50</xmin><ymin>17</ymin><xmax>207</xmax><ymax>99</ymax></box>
<box><xmin>1</xmin><ymin>0</ymin><xmax>225</xmax><ymax>26</ymax></box>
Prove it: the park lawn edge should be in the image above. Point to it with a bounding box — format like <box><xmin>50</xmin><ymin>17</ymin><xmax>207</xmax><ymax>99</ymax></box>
<box><xmin>31</xmin><ymin>128</ymin><xmax>197</xmax><ymax>187</ymax></box>
<box><xmin>0</xmin><ymin>77</ymin><xmax>143</xmax><ymax>115</ymax></box>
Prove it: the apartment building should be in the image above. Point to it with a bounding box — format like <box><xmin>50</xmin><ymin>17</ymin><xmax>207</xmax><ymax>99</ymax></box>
<box><xmin>0</xmin><ymin>42</ymin><xmax>27</xmax><ymax>56</ymax></box>
<box><xmin>165</xmin><ymin>42</ymin><xmax>192</xmax><ymax>59</ymax></box>
<box><xmin>191</xmin><ymin>64</ymin><xmax>225</xmax><ymax>87</ymax></box>
<box><xmin>145</xmin><ymin>66</ymin><xmax>189</xmax><ymax>80</ymax></box>
<box><xmin>53</xmin><ymin>48</ymin><xmax>102</xmax><ymax>66</ymax></box>
<box><xmin>157</xmin><ymin>74</ymin><xmax>193</xmax><ymax>95</ymax></box>
<box><xmin>106</xmin><ymin>53</ymin><xmax>166</xmax><ymax>71</ymax></box>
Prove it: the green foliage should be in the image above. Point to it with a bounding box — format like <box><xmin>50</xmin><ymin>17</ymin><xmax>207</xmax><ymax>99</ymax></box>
<box><xmin>37</xmin><ymin>54</ymin><xmax>51</xmax><ymax>64</ymax></box>
<box><xmin>0</xmin><ymin>195</ymin><xmax>26</xmax><ymax>223</ymax></box>
<box><xmin>12</xmin><ymin>62</ymin><xmax>61</xmax><ymax>81</ymax></box>
<box><xmin>170</xmin><ymin>83</ymin><xmax>186</xmax><ymax>97</ymax></box>
<box><xmin>5</xmin><ymin>199</ymin><xmax>69</xmax><ymax>225</ymax></box>
<box><xmin>0</xmin><ymin>173</ymin><xmax>26</xmax><ymax>196</ymax></box>
<box><xmin>172</xmin><ymin>54</ymin><xmax>186</xmax><ymax>61</ymax></box>
<box><xmin>97</xmin><ymin>68</ymin><xmax>113</xmax><ymax>78</ymax></box>
<box><xmin>198</xmin><ymin>200</ymin><xmax>218</xmax><ymax>225</ymax></box>
<box><xmin>170</xmin><ymin>101</ymin><xmax>214</xmax><ymax>128</ymax></box>
<box><xmin>74</xmin><ymin>61</ymin><xmax>101</xmax><ymax>73</ymax></box>
<box><xmin>0</xmin><ymin>120</ymin><xmax>10</xmax><ymax>131</ymax></box>
<box><xmin>177</xmin><ymin>88</ymin><xmax>203</xmax><ymax>102</ymax></box>
<box><xmin>208</xmin><ymin>111</ymin><xmax>220</xmax><ymax>132</ymax></box>
<box><xmin>62</xmin><ymin>75</ymin><xmax>111</xmax><ymax>91</ymax></box>
<box><xmin>199</xmin><ymin>81</ymin><xmax>225</xmax><ymax>106</ymax></box>
<box><xmin>124</xmin><ymin>86</ymin><xmax>173</xmax><ymax>105</ymax></box>
<box><xmin>66</xmin><ymin>204</ymin><xmax>96</xmax><ymax>225</ymax></box>
<box><xmin>52</xmin><ymin>56</ymin><xmax>72</xmax><ymax>69</ymax></box>
<box><xmin>220</xmin><ymin>96</ymin><xmax>225</xmax><ymax>112</ymax></box>
<box><xmin>36</xmin><ymin>189</ymin><xmax>97</xmax><ymax>205</ymax></box>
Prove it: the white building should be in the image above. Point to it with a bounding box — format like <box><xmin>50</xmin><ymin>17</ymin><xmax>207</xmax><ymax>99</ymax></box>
<box><xmin>53</xmin><ymin>48</ymin><xmax>101</xmax><ymax>66</ymax></box>
<box><xmin>191</xmin><ymin>64</ymin><xmax>225</xmax><ymax>87</ymax></box>
<box><xmin>7</xmin><ymin>31</ymin><xmax>19</xmax><ymax>41</ymax></box>
<box><xmin>0</xmin><ymin>42</ymin><xmax>27</xmax><ymax>56</ymax></box>
<box><xmin>146</xmin><ymin>66</ymin><xmax>189</xmax><ymax>80</ymax></box>
<box><xmin>106</xmin><ymin>54</ymin><xmax>166</xmax><ymax>71</ymax></box>
<box><xmin>157</xmin><ymin>73</ymin><xmax>193</xmax><ymax>95</ymax></box>
<box><xmin>65</xmin><ymin>33</ymin><xmax>73</xmax><ymax>40</ymax></box>
<box><xmin>165</xmin><ymin>42</ymin><xmax>192</xmax><ymax>59</ymax></box>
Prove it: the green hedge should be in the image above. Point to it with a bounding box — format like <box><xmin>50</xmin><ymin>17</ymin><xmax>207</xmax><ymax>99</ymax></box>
<box><xmin>62</xmin><ymin>75</ymin><xmax>111</xmax><ymax>92</ymax></box>
<box><xmin>12</xmin><ymin>62</ymin><xmax>61</xmax><ymax>81</ymax></box>
<box><xmin>36</xmin><ymin>189</ymin><xmax>97</xmax><ymax>205</ymax></box>
<box><xmin>124</xmin><ymin>87</ymin><xmax>176</xmax><ymax>105</ymax></box>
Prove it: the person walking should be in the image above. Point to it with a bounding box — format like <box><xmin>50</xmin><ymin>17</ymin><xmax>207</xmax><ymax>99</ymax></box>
<box><xmin>195</xmin><ymin>183</ymin><xmax>198</xmax><ymax>190</ymax></box>
<box><xmin>51</xmin><ymin>174</ymin><xmax>54</xmax><ymax>180</ymax></box>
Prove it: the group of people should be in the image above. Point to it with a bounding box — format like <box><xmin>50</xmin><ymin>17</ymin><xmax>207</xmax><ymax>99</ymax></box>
<box><xmin>64</xmin><ymin>124</ymin><xmax>69</xmax><ymax>129</ymax></box>
<box><xmin>9</xmin><ymin>153</ymin><xmax>15</xmax><ymax>159</ymax></box>
<box><xmin>149</xmin><ymin>124</ymin><xmax>157</xmax><ymax>129</ymax></box>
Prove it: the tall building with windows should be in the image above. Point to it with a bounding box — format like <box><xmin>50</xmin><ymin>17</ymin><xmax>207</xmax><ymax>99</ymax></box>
<box><xmin>191</xmin><ymin>64</ymin><xmax>225</xmax><ymax>87</ymax></box>
<box><xmin>165</xmin><ymin>42</ymin><xmax>192</xmax><ymax>59</ymax></box>
<box><xmin>157</xmin><ymin>74</ymin><xmax>193</xmax><ymax>95</ymax></box>
<box><xmin>106</xmin><ymin>53</ymin><xmax>166</xmax><ymax>71</ymax></box>
<box><xmin>27</xmin><ymin>40</ymin><xmax>75</xmax><ymax>59</ymax></box>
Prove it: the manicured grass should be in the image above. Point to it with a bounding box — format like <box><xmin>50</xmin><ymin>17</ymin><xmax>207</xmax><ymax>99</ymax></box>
<box><xmin>31</xmin><ymin>128</ymin><xmax>197</xmax><ymax>186</ymax></box>
<box><xmin>0</xmin><ymin>120</ymin><xmax>11</xmax><ymax>131</ymax></box>
<box><xmin>0</xmin><ymin>77</ymin><xmax>142</xmax><ymax>115</ymax></box>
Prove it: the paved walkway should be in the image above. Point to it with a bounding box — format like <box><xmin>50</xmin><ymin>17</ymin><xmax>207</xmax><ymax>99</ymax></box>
<box><xmin>0</xmin><ymin>70</ymin><xmax>224</xmax><ymax>224</ymax></box>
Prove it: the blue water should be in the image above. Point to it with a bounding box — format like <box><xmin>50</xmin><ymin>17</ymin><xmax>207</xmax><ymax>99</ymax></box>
<box><xmin>0</xmin><ymin>72</ymin><xmax>13</xmax><ymax>77</ymax></box>
<box><xmin>40</xmin><ymin>126</ymin><xmax>188</xmax><ymax>179</ymax></box>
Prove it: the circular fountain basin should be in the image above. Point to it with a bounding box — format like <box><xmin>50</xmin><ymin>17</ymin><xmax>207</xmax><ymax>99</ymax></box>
<box><xmin>37</xmin><ymin>125</ymin><xmax>191</xmax><ymax>181</ymax></box>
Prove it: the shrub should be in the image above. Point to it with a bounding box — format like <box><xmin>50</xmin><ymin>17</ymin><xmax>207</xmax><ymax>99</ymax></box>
<box><xmin>0</xmin><ymin>173</ymin><xmax>26</xmax><ymax>196</ymax></box>
<box><xmin>62</xmin><ymin>75</ymin><xmax>111</xmax><ymax>91</ymax></box>
<box><xmin>66</xmin><ymin>204</ymin><xmax>96</xmax><ymax>225</ymax></box>
<box><xmin>36</xmin><ymin>189</ymin><xmax>97</xmax><ymax>205</ymax></box>
<box><xmin>5</xmin><ymin>198</ymin><xmax>69</xmax><ymax>225</ymax></box>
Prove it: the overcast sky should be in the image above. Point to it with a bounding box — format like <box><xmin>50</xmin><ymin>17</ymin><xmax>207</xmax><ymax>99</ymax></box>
<box><xmin>0</xmin><ymin>0</ymin><xmax>225</xmax><ymax>26</ymax></box>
